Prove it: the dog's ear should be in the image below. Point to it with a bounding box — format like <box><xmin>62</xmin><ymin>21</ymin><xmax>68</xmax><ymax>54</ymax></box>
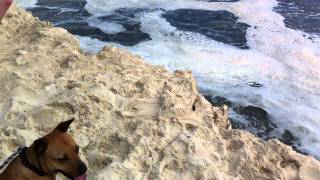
<box><xmin>33</xmin><ymin>138</ymin><xmax>48</xmax><ymax>156</ymax></box>
<box><xmin>55</xmin><ymin>118</ymin><xmax>74</xmax><ymax>132</ymax></box>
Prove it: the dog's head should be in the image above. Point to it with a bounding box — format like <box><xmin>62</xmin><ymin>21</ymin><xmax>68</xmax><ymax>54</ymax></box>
<box><xmin>30</xmin><ymin>119</ymin><xmax>87</xmax><ymax>180</ymax></box>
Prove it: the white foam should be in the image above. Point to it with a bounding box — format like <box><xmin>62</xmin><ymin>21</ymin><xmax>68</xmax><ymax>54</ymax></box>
<box><xmin>85</xmin><ymin>0</ymin><xmax>198</xmax><ymax>15</ymax></box>
<box><xmin>15</xmin><ymin>0</ymin><xmax>38</xmax><ymax>8</ymax></box>
<box><xmin>75</xmin><ymin>35</ymin><xmax>109</xmax><ymax>53</ymax></box>
<box><xmin>88</xmin><ymin>19</ymin><xmax>126</xmax><ymax>34</ymax></box>
<box><xmin>75</xmin><ymin>35</ymin><xmax>123</xmax><ymax>54</ymax></box>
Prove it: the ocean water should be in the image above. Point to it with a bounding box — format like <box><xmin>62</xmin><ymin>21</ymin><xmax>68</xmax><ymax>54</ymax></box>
<box><xmin>15</xmin><ymin>0</ymin><xmax>320</xmax><ymax>159</ymax></box>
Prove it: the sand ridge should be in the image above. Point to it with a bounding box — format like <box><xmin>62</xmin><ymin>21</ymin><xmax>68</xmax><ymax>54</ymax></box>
<box><xmin>0</xmin><ymin>5</ymin><xmax>320</xmax><ymax>180</ymax></box>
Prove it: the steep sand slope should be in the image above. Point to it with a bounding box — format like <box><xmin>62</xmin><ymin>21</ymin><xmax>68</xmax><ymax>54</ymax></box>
<box><xmin>0</xmin><ymin>5</ymin><xmax>319</xmax><ymax>180</ymax></box>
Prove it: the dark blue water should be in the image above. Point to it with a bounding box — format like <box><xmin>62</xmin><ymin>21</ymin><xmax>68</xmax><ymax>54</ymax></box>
<box><xmin>29</xmin><ymin>3</ymin><xmax>250</xmax><ymax>47</ymax></box>
<box><xmin>274</xmin><ymin>0</ymin><xmax>320</xmax><ymax>35</ymax></box>
<box><xmin>28</xmin><ymin>0</ymin><xmax>320</xmax><ymax>47</ymax></box>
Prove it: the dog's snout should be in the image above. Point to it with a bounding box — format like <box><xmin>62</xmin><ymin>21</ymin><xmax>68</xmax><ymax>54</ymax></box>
<box><xmin>78</xmin><ymin>162</ymin><xmax>87</xmax><ymax>175</ymax></box>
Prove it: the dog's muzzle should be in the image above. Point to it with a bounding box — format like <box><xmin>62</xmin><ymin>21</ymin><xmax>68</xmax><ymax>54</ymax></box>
<box><xmin>56</xmin><ymin>161</ymin><xmax>87</xmax><ymax>180</ymax></box>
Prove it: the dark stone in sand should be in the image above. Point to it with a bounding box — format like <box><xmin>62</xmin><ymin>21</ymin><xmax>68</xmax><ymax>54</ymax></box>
<box><xmin>36</xmin><ymin>0</ymin><xmax>87</xmax><ymax>9</ymax></box>
<box><xmin>162</xmin><ymin>9</ymin><xmax>250</xmax><ymax>49</ymax></box>
<box><xmin>204</xmin><ymin>95</ymin><xmax>232</xmax><ymax>107</ymax></box>
<box><xmin>235</xmin><ymin>105</ymin><xmax>277</xmax><ymax>137</ymax></box>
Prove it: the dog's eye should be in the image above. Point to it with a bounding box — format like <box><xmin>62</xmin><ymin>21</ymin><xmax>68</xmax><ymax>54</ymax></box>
<box><xmin>75</xmin><ymin>145</ymin><xmax>80</xmax><ymax>154</ymax></box>
<box><xmin>57</xmin><ymin>154</ymin><xmax>69</xmax><ymax>162</ymax></box>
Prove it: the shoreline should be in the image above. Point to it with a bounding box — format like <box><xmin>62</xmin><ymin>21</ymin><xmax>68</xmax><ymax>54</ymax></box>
<box><xmin>0</xmin><ymin>5</ymin><xmax>320</xmax><ymax>179</ymax></box>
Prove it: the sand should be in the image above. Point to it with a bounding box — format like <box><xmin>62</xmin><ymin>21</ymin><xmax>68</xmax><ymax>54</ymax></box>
<box><xmin>0</xmin><ymin>4</ymin><xmax>320</xmax><ymax>180</ymax></box>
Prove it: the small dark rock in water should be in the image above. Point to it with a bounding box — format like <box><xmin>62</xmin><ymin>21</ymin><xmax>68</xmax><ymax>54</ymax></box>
<box><xmin>113</xmin><ymin>8</ymin><xmax>148</xmax><ymax>19</ymax></box>
<box><xmin>229</xmin><ymin>118</ymin><xmax>247</xmax><ymax>130</ymax></box>
<box><xmin>97</xmin><ymin>9</ymin><xmax>152</xmax><ymax>45</ymax></box>
<box><xmin>248</xmin><ymin>81</ymin><xmax>263</xmax><ymax>88</ymax></box>
<box><xmin>235</xmin><ymin>105</ymin><xmax>277</xmax><ymax>137</ymax></box>
<box><xmin>58</xmin><ymin>22</ymin><xmax>103</xmax><ymax>36</ymax></box>
<box><xmin>204</xmin><ymin>96</ymin><xmax>276</xmax><ymax>138</ymax></box>
<box><xmin>28</xmin><ymin>7</ymin><xmax>61</xmax><ymax>23</ymax></box>
<box><xmin>36</xmin><ymin>0</ymin><xmax>87</xmax><ymax>9</ymax></box>
<box><xmin>204</xmin><ymin>96</ymin><xmax>303</xmax><ymax>155</ymax></box>
<box><xmin>205</xmin><ymin>0</ymin><xmax>240</xmax><ymax>1</ymax></box>
<box><xmin>162</xmin><ymin>9</ymin><xmax>250</xmax><ymax>49</ymax></box>
<box><xmin>276</xmin><ymin>129</ymin><xmax>307</xmax><ymax>155</ymax></box>
<box><xmin>28</xmin><ymin>6</ymin><xmax>152</xmax><ymax>46</ymax></box>
<box><xmin>204</xmin><ymin>95</ymin><xmax>232</xmax><ymax>107</ymax></box>
<box><xmin>237</xmin><ymin>105</ymin><xmax>268</xmax><ymax>122</ymax></box>
<box><xmin>279</xmin><ymin>129</ymin><xmax>298</xmax><ymax>146</ymax></box>
<box><xmin>58</xmin><ymin>21</ymin><xmax>151</xmax><ymax>46</ymax></box>
<box><xmin>28</xmin><ymin>7</ymin><xmax>91</xmax><ymax>24</ymax></box>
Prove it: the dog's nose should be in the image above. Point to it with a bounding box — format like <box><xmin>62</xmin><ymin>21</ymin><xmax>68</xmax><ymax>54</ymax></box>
<box><xmin>78</xmin><ymin>162</ymin><xmax>87</xmax><ymax>175</ymax></box>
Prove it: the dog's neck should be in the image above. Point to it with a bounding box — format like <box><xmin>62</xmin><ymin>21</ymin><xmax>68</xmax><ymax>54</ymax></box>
<box><xmin>22</xmin><ymin>147</ymin><xmax>53</xmax><ymax>177</ymax></box>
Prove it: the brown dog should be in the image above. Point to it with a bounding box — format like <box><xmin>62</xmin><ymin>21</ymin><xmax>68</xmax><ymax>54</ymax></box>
<box><xmin>0</xmin><ymin>119</ymin><xmax>87</xmax><ymax>180</ymax></box>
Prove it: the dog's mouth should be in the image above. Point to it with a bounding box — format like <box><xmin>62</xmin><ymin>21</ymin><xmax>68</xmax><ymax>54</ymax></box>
<box><xmin>74</xmin><ymin>174</ymin><xmax>86</xmax><ymax>180</ymax></box>
<box><xmin>56</xmin><ymin>170</ymin><xmax>86</xmax><ymax>180</ymax></box>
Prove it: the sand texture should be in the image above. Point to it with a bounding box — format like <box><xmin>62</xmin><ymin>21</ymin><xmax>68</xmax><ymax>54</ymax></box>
<box><xmin>0</xmin><ymin>5</ymin><xmax>320</xmax><ymax>180</ymax></box>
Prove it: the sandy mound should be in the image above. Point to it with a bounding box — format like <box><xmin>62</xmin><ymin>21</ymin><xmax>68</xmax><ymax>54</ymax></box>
<box><xmin>0</xmin><ymin>5</ymin><xmax>320</xmax><ymax>180</ymax></box>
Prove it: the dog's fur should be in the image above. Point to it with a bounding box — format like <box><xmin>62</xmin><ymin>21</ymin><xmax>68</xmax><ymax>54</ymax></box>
<box><xmin>0</xmin><ymin>119</ymin><xmax>87</xmax><ymax>180</ymax></box>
